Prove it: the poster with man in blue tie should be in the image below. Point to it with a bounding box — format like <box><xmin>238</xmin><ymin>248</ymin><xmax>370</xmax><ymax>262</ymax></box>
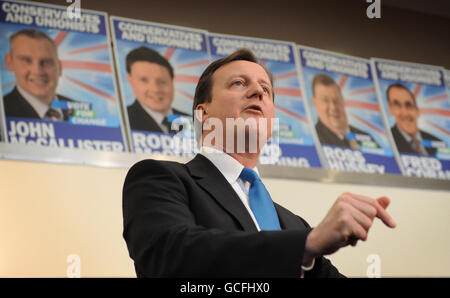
<box><xmin>371</xmin><ymin>58</ymin><xmax>450</xmax><ymax>179</ymax></box>
<box><xmin>297</xmin><ymin>46</ymin><xmax>401</xmax><ymax>175</ymax></box>
<box><xmin>208</xmin><ymin>33</ymin><xmax>322</xmax><ymax>168</ymax></box>
<box><xmin>0</xmin><ymin>0</ymin><xmax>128</xmax><ymax>155</ymax></box>
<box><xmin>110</xmin><ymin>16</ymin><xmax>210</xmax><ymax>156</ymax></box>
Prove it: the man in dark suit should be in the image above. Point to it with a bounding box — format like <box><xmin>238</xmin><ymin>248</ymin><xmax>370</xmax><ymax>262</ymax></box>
<box><xmin>3</xmin><ymin>87</ymin><xmax>75</xmax><ymax>121</ymax></box>
<box><xmin>126</xmin><ymin>46</ymin><xmax>187</xmax><ymax>134</ymax></box>
<box><xmin>387</xmin><ymin>83</ymin><xmax>443</xmax><ymax>156</ymax></box>
<box><xmin>123</xmin><ymin>49</ymin><xmax>396</xmax><ymax>278</ymax></box>
<box><xmin>3</xmin><ymin>29</ymin><xmax>75</xmax><ymax>122</ymax></box>
<box><xmin>312</xmin><ymin>73</ymin><xmax>379</xmax><ymax>149</ymax></box>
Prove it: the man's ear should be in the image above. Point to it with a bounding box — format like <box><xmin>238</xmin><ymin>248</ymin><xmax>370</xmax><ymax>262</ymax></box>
<box><xmin>5</xmin><ymin>53</ymin><xmax>13</xmax><ymax>72</ymax></box>
<box><xmin>194</xmin><ymin>103</ymin><xmax>209</xmax><ymax>124</ymax></box>
<box><xmin>58</xmin><ymin>59</ymin><xmax>63</xmax><ymax>77</ymax></box>
<box><xmin>311</xmin><ymin>96</ymin><xmax>318</xmax><ymax>108</ymax></box>
<box><xmin>386</xmin><ymin>99</ymin><xmax>394</xmax><ymax>115</ymax></box>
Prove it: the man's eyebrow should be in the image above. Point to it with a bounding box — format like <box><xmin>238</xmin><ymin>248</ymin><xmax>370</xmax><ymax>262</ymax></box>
<box><xmin>227</xmin><ymin>73</ymin><xmax>271</xmax><ymax>86</ymax></box>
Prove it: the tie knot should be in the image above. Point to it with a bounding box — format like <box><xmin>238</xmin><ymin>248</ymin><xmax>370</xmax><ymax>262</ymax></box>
<box><xmin>45</xmin><ymin>108</ymin><xmax>62</xmax><ymax>121</ymax></box>
<box><xmin>240</xmin><ymin>167</ymin><xmax>260</xmax><ymax>184</ymax></box>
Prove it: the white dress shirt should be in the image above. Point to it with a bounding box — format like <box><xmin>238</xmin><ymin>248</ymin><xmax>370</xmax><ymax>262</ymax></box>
<box><xmin>396</xmin><ymin>125</ymin><xmax>428</xmax><ymax>155</ymax></box>
<box><xmin>139</xmin><ymin>101</ymin><xmax>173</xmax><ymax>133</ymax></box>
<box><xmin>199</xmin><ymin>146</ymin><xmax>315</xmax><ymax>275</ymax></box>
<box><xmin>199</xmin><ymin>146</ymin><xmax>261</xmax><ymax>230</ymax></box>
<box><xmin>17</xmin><ymin>86</ymin><xmax>63</xmax><ymax>119</ymax></box>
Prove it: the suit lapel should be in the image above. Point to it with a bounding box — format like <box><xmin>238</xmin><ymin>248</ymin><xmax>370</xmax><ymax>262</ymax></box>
<box><xmin>187</xmin><ymin>154</ymin><xmax>258</xmax><ymax>232</ymax></box>
<box><xmin>274</xmin><ymin>204</ymin><xmax>305</xmax><ymax>230</ymax></box>
<box><xmin>12</xmin><ymin>88</ymin><xmax>41</xmax><ymax>119</ymax></box>
<box><xmin>128</xmin><ymin>100</ymin><xmax>163</xmax><ymax>132</ymax></box>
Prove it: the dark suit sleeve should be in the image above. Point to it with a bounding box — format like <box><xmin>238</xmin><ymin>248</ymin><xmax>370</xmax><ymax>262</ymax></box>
<box><xmin>123</xmin><ymin>159</ymin><xmax>312</xmax><ymax>278</ymax></box>
<box><xmin>296</xmin><ymin>218</ymin><xmax>345</xmax><ymax>278</ymax></box>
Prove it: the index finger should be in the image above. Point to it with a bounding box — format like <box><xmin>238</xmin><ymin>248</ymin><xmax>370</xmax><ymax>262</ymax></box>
<box><xmin>350</xmin><ymin>194</ymin><xmax>397</xmax><ymax>228</ymax></box>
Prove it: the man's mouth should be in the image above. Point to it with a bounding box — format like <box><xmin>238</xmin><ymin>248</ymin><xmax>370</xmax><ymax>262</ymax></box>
<box><xmin>244</xmin><ymin>104</ymin><xmax>263</xmax><ymax>114</ymax></box>
<box><xmin>29</xmin><ymin>78</ymin><xmax>49</xmax><ymax>85</ymax></box>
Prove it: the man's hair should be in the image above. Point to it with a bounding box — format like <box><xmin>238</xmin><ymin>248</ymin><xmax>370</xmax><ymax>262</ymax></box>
<box><xmin>311</xmin><ymin>73</ymin><xmax>338</xmax><ymax>97</ymax></box>
<box><xmin>9</xmin><ymin>28</ymin><xmax>55</xmax><ymax>52</ymax></box>
<box><xmin>192</xmin><ymin>48</ymin><xmax>274</xmax><ymax>117</ymax></box>
<box><xmin>126</xmin><ymin>46</ymin><xmax>174</xmax><ymax>78</ymax></box>
<box><xmin>386</xmin><ymin>83</ymin><xmax>416</xmax><ymax>105</ymax></box>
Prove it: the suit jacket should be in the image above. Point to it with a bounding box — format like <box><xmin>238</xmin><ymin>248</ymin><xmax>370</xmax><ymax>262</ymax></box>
<box><xmin>3</xmin><ymin>87</ymin><xmax>75</xmax><ymax>121</ymax></box>
<box><xmin>391</xmin><ymin>124</ymin><xmax>442</xmax><ymax>156</ymax></box>
<box><xmin>315</xmin><ymin>120</ymin><xmax>379</xmax><ymax>148</ymax></box>
<box><xmin>127</xmin><ymin>100</ymin><xmax>188</xmax><ymax>133</ymax></box>
<box><xmin>122</xmin><ymin>154</ymin><xmax>343</xmax><ymax>278</ymax></box>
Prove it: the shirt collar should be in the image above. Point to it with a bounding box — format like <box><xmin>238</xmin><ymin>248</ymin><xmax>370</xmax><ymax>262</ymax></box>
<box><xmin>17</xmin><ymin>86</ymin><xmax>52</xmax><ymax>119</ymax></box>
<box><xmin>138</xmin><ymin>101</ymin><xmax>172</xmax><ymax>127</ymax></box>
<box><xmin>396</xmin><ymin>125</ymin><xmax>422</xmax><ymax>142</ymax></box>
<box><xmin>199</xmin><ymin>146</ymin><xmax>259</xmax><ymax>184</ymax></box>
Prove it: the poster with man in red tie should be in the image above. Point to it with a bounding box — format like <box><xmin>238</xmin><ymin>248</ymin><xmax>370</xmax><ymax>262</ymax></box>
<box><xmin>297</xmin><ymin>46</ymin><xmax>401</xmax><ymax>175</ymax></box>
<box><xmin>371</xmin><ymin>58</ymin><xmax>450</xmax><ymax>179</ymax></box>
<box><xmin>0</xmin><ymin>0</ymin><xmax>128</xmax><ymax>155</ymax></box>
<box><xmin>110</xmin><ymin>16</ymin><xmax>210</xmax><ymax>156</ymax></box>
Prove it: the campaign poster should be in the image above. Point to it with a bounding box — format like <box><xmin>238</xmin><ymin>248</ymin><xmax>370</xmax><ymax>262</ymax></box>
<box><xmin>208</xmin><ymin>33</ymin><xmax>322</xmax><ymax>168</ymax></box>
<box><xmin>0</xmin><ymin>0</ymin><xmax>127</xmax><ymax>154</ymax></box>
<box><xmin>297</xmin><ymin>46</ymin><xmax>401</xmax><ymax>175</ymax></box>
<box><xmin>372</xmin><ymin>58</ymin><xmax>450</xmax><ymax>179</ymax></box>
<box><xmin>111</xmin><ymin>16</ymin><xmax>210</xmax><ymax>157</ymax></box>
<box><xmin>445</xmin><ymin>70</ymin><xmax>450</xmax><ymax>99</ymax></box>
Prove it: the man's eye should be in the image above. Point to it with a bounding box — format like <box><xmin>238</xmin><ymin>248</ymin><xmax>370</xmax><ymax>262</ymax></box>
<box><xmin>20</xmin><ymin>57</ymin><xmax>32</xmax><ymax>64</ymax></box>
<box><xmin>41</xmin><ymin>60</ymin><xmax>54</xmax><ymax>67</ymax></box>
<box><xmin>262</xmin><ymin>86</ymin><xmax>270</xmax><ymax>93</ymax></box>
<box><xmin>232</xmin><ymin>80</ymin><xmax>244</xmax><ymax>86</ymax></box>
<box><xmin>405</xmin><ymin>102</ymin><xmax>414</xmax><ymax>109</ymax></box>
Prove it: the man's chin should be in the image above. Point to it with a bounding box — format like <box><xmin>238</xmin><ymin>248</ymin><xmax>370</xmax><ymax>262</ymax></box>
<box><xmin>399</xmin><ymin>125</ymin><xmax>418</xmax><ymax>136</ymax></box>
<box><xmin>142</xmin><ymin>102</ymin><xmax>171</xmax><ymax>114</ymax></box>
<box><xmin>27</xmin><ymin>89</ymin><xmax>53</xmax><ymax>101</ymax></box>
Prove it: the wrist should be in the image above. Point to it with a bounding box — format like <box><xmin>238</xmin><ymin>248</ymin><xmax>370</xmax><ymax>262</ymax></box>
<box><xmin>303</xmin><ymin>228</ymin><xmax>319</xmax><ymax>266</ymax></box>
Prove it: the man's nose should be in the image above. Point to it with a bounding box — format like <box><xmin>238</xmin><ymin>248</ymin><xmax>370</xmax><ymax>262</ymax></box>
<box><xmin>328</xmin><ymin>99</ymin><xmax>340</xmax><ymax>111</ymax></box>
<box><xmin>146</xmin><ymin>80</ymin><xmax>160</xmax><ymax>92</ymax></box>
<box><xmin>31</xmin><ymin>61</ymin><xmax>45</xmax><ymax>74</ymax></box>
<box><xmin>247</xmin><ymin>82</ymin><xmax>264</xmax><ymax>100</ymax></box>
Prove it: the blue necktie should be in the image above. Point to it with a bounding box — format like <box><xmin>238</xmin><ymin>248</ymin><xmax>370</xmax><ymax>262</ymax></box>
<box><xmin>240</xmin><ymin>167</ymin><xmax>281</xmax><ymax>231</ymax></box>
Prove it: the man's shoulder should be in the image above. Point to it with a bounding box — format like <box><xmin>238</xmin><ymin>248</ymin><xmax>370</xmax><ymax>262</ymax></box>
<box><xmin>57</xmin><ymin>93</ymin><xmax>77</xmax><ymax>103</ymax></box>
<box><xmin>127</xmin><ymin>100</ymin><xmax>153</xmax><ymax>120</ymax></box>
<box><xmin>3</xmin><ymin>87</ymin><xmax>23</xmax><ymax>104</ymax></box>
<box><xmin>127</xmin><ymin>100</ymin><xmax>141</xmax><ymax>112</ymax></box>
<box><xmin>128</xmin><ymin>158</ymin><xmax>187</xmax><ymax>175</ymax></box>
<box><xmin>349</xmin><ymin>124</ymin><xmax>370</xmax><ymax>136</ymax></box>
<box><xmin>172</xmin><ymin>108</ymin><xmax>189</xmax><ymax>116</ymax></box>
<box><xmin>2</xmin><ymin>87</ymin><xmax>40</xmax><ymax>118</ymax></box>
<box><xmin>420</xmin><ymin>129</ymin><xmax>442</xmax><ymax>142</ymax></box>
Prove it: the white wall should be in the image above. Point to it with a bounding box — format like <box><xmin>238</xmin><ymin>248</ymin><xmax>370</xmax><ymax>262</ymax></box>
<box><xmin>1</xmin><ymin>158</ymin><xmax>449</xmax><ymax>277</ymax></box>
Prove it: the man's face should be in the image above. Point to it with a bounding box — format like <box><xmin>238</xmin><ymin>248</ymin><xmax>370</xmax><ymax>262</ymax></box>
<box><xmin>198</xmin><ymin>60</ymin><xmax>275</xmax><ymax>147</ymax></box>
<box><xmin>312</xmin><ymin>83</ymin><xmax>348</xmax><ymax>134</ymax></box>
<box><xmin>127</xmin><ymin>61</ymin><xmax>174</xmax><ymax>115</ymax></box>
<box><xmin>5</xmin><ymin>35</ymin><xmax>61</xmax><ymax>103</ymax></box>
<box><xmin>388</xmin><ymin>87</ymin><xmax>419</xmax><ymax>136</ymax></box>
